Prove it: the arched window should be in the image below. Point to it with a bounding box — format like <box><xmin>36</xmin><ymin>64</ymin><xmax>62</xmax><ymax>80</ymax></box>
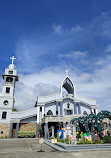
<box><xmin>47</xmin><ymin>110</ymin><xmax>53</xmax><ymax>115</ymax></box>
<box><xmin>3</xmin><ymin>100</ymin><xmax>9</xmax><ymax>105</ymax></box>
<box><xmin>83</xmin><ymin>111</ymin><xmax>88</xmax><ymax>115</ymax></box>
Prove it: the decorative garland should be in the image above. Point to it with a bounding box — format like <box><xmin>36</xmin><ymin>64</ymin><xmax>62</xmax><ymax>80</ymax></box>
<box><xmin>70</xmin><ymin>111</ymin><xmax>111</xmax><ymax>138</ymax></box>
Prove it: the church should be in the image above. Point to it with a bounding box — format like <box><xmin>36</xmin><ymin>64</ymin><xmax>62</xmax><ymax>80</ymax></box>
<box><xmin>0</xmin><ymin>57</ymin><xmax>98</xmax><ymax>138</ymax></box>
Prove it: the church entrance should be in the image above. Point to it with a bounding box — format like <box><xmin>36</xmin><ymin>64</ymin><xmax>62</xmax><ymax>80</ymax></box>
<box><xmin>64</xmin><ymin>109</ymin><xmax>73</xmax><ymax>115</ymax></box>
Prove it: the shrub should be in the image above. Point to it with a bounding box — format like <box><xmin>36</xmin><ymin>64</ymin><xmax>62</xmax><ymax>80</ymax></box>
<box><xmin>103</xmin><ymin>136</ymin><xmax>111</xmax><ymax>143</ymax></box>
<box><xmin>57</xmin><ymin>138</ymin><xmax>71</xmax><ymax>144</ymax></box>
<box><xmin>18</xmin><ymin>131</ymin><xmax>35</xmax><ymax>138</ymax></box>
<box><xmin>50</xmin><ymin>137</ymin><xmax>55</xmax><ymax>139</ymax></box>
<box><xmin>12</xmin><ymin>108</ymin><xmax>18</xmax><ymax>112</ymax></box>
<box><xmin>77</xmin><ymin>140</ymin><xmax>103</xmax><ymax>144</ymax></box>
<box><xmin>57</xmin><ymin>138</ymin><xmax>64</xmax><ymax>143</ymax></box>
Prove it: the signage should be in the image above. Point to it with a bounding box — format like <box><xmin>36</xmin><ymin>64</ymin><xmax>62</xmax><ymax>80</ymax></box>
<box><xmin>39</xmin><ymin>138</ymin><xmax>44</xmax><ymax>144</ymax></box>
<box><xmin>51</xmin><ymin>138</ymin><xmax>57</xmax><ymax>144</ymax></box>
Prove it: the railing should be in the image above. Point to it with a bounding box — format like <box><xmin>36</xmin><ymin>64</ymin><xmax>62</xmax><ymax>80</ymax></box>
<box><xmin>42</xmin><ymin>114</ymin><xmax>84</xmax><ymax>123</ymax></box>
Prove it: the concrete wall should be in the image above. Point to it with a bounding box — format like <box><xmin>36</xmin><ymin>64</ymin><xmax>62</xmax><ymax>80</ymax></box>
<box><xmin>62</xmin><ymin>99</ymin><xmax>74</xmax><ymax>115</ymax></box>
<box><xmin>0</xmin><ymin>123</ymin><xmax>10</xmax><ymax>138</ymax></box>
<box><xmin>80</xmin><ymin>103</ymin><xmax>91</xmax><ymax>114</ymax></box>
<box><xmin>19</xmin><ymin>123</ymin><xmax>36</xmax><ymax>131</ymax></box>
<box><xmin>20</xmin><ymin>117</ymin><xmax>36</xmax><ymax>123</ymax></box>
<box><xmin>0</xmin><ymin>109</ymin><xmax>12</xmax><ymax>123</ymax></box>
<box><xmin>45</xmin><ymin>102</ymin><xmax>56</xmax><ymax>115</ymax></box>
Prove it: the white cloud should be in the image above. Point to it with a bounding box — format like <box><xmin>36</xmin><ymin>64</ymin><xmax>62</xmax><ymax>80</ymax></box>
<box><xmin>0</xmin><ymin>54</ymin><xmax>111</xmax><ymax>112</ymax></box>
<box><xmin>71</xmin><ymin>26</ymin><xmax>83</xmax><ymax>33</ymax></box>
<box><xmin>58</xmin><ymin>50</ymin><xmax>87</xmax><ymax>59</ymax></box>
<box><xmin>52</xmin><ymin>24</ymin><xmax>63</xmax><ymax>35</ymax></box>
<box><xmin>105</xmin><ymin>44</ymin><xmax>111</xmax><ymax>52</ymax></box>
<box><xmin>52</xmin><ymin>24</ymin><xmax>83</xmax><ymax>36</ymax></box>
<box><xmin>95</xmin><ymin>54</ymin><xmax>111</xmax><ymax>66</ymax></box>
<box><xmin>4</xmin><ymin>54</ymin><xmax>109</xmax><ymax>112</ymax></box>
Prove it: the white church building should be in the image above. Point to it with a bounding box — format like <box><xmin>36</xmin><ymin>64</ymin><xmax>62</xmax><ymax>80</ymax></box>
<box><xmin>0</xmin><ymin>57</ymin><xmax>98</xmax><ymax>138</ymax></box>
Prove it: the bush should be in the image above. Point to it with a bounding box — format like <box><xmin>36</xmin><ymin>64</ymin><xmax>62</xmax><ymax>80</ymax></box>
<box><xmin>18</xmin><ymin>131</ymin><xmax>35</xmax><ymax>138</ymax></box>
<box><xmin>77</xmin><ymin>140</ymin><xmax>103</xmax><ymax>144</ymax></box>
<box><xmin>57</xmin><ymin>138</ymin><xmax>71</xmax><ymax>144</ymax></box>
<box><xmin>103</xmin><ymin>136</ymin><xmax>111</xmax><ymax>143</ymax></box>
<box><xmin>12</xmin><ymin>108</ymin><xmax>18</xmax><ymax>112</ymax></box>
<box><xmin>50</xmin><ymin>137</ymin><xmax>55</xmax><ymax>139</ymax></box>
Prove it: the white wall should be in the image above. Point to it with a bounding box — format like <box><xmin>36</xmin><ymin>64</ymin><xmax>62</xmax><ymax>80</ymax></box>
<box><xmin>62</xmin><ymin>99</ymin><xmax>74</xmax><ymax>115</ymax></box>
<box><xmin>80</xmin><ymin>103</ymin><xmax>91</xmax><ymax>114</ymax></box>
<box><xmin>45</xmin><ymin>102</ymin><xmax>56</xmax><ymax>115</ymax></box>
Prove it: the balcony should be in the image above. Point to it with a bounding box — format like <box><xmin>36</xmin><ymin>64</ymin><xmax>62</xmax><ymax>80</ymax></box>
<box><xmin>42</xmin><ymin>114</ymin><xmax>83</xmax><ymax>124</ymax></box>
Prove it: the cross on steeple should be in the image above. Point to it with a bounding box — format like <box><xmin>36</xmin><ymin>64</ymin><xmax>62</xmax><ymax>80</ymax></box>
<box><xmin>65</xmin><ymin>69</ymin><xmax>69</xmax><ymax>76</ymax></box>
<box><xmin>10</xmin><ymin>56</ymin><xmax>16</xmax><ymax>65</ymax></box>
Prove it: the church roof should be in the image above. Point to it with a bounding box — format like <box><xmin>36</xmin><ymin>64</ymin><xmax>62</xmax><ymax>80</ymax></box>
<box><xmin>37</xmin><ymin>92</ymin><xmax>96</xmax><ymax>106</ymax></box>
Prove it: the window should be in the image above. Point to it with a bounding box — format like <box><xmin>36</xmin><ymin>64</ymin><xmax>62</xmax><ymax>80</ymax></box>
<box><xmin>47</xmin><ymin>110</ymin><xmax>53</xmax><ymax>115</ymax></box>
<box><xmin>2</xmin><ymin>112</ymin><xmax>7</xmax><ymax>119</ymax></box>
<box><xmin>6</xmin><ymin>77</ymin><xmax>13</xmax><ymax>82</ymax></box>
<box><xmin>1</xmin><ymin>131</ymin><xmax>3</xmax><ymax>134</ymax></box>
<box><xmin>9</xmin><ymin>71</ymin><xmax>13</xmax><ymax>74</ymax></box>
<box><xmin>83</xmin><ymin>111</ymin><xmax>88</xmax><ymax>115</ymax></box>
<box><xmin>6</xmin><ymin>87</ymin><xmax>10</xmax><ymax>93</ymax></box>
<box><xmin>3</xmin><ymin>100</ymin><xmax>9</xmax><ymax>105</ymax></box>
<box><xmin>56</xmin><ymin>111</ymin><xmax>58</xmax><ymax>115</ymax></box>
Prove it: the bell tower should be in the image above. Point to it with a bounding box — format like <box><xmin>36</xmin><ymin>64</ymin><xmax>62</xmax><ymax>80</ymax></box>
<box><xmin>0</xmin><ymin>56</ymin><xmax>18</xmax><ymax>122</ymax></box>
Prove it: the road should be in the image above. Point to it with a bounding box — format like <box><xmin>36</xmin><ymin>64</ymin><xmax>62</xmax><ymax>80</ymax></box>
<box><xmin>0</xmin><ymin>139</ymin><xmax>111</xmax><ymax>158</ymax></box>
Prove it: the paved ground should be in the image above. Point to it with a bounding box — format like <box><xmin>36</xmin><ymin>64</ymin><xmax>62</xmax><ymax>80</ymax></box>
<box><xmin>0</xmin><ymin>139</ymin><xmax>111</xmax><ymax>158</ymax></box>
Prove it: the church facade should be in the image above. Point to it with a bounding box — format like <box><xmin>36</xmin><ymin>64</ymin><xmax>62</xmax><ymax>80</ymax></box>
<box><xmin>0</xmin><ymin>57</ymin><xmax>98</xmax><ymax>138</ymax></box>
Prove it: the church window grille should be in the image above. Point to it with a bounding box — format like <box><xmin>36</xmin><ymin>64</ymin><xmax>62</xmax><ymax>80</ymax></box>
<box><xmin>2</xmin><ymin>112</ymin><xmax>7</xmax><ymax>119</ymax></box>
<box><xmin>3</xmin><ymin>100</ymin><xmax>9</xmax><ymax>105</ymax></box>
<box><xmin>6</xmin><ymin>87</ymin><xmax>10</xmax><ymax>93</ymax></box>
<box><xmin>9</xmin><ymin>71</ymin><xmax>13</xmax><ymax>74</ymax></box>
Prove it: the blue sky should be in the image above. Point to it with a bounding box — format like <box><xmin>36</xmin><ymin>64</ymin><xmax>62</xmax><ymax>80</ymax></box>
<box><xmin>0</xmin><ymin>0</ymin><xmax>111</xmax><ymax>111</ymax></box>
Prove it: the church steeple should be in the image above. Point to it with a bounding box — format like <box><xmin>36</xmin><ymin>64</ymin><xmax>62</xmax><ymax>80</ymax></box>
<box><xmin>1</xmin><ymin>56</ymin><xmax>18</xmax><ymax>110</ymax></box>
<box><xmin>61</xmin><ymin>70</ymin><xmax>76</xmax><ymax>98</ymax></box>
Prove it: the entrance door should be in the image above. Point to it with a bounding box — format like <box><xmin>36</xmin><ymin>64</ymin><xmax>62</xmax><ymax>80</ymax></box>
<box><xmin>67</xmin><ymin>110</ymin><xmax>72</xmax><ymax>115</ymax></box>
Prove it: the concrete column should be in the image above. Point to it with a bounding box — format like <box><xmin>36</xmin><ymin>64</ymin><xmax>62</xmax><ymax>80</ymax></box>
<box><xmin>63</xmin><ymin>122</ymin><xmax>66</xmax><ymax>128</ymax></box>
<box><xmin>16</xmin><ymin>123</ymin><xmax>19</xmax><ymax>138</ymax></box>
<box><xmin>60</xmin><ymin>102</ymin><xmax>63</xmax><ymax>115</ymax></box>
<box><xmin>92</xmin><ymin>109</ymin><xmax>94</xmax><ymax>114</ymax></box>
<box><xmin>56</xmin><ymin>102</ymin><xmax>58</xmax><ymax>115</ymax></box>
<box><xmin>51</xmin><ymin>126</ymin><xmax>54</xmax><ymax>137</ymax></box>
<box><xmin>45</xmin><ymin>122</ymin><xmax>48</xmax><ymax>139</ymax></box>
<box><xmin>78</xmin><ymin>102</ymin><xmax>81</xmax><ymax>114</ymax></box>
<box><xmin>9</xmin><ymin>123</ymin><xmax>13</xmax><ymax>138</ymax></box>
<box><xmin>96</xmin><ymin>109</ymin><xmax>98</xmax><ymax>114</ymax></box>
<box><xmin>42</xmin><ymin>106</ymin><xmax>45</xmax><ymax>118</ymax></box>
<box><xmin>72</xmin><ymin>124</ymin><xmax>76</xmax><ymax>144</ymax></box>
<box><xmin>37</xmin><ymin>106</ymin><xmax>40</xmax><ymax>124</ymax></box>
<box><xmin>74</xmin><ymin>103</ymin><xmax>77</xmax><ymax>114</ymax></box>
<box><xmin>36</xmin><ymin>124</ymin><xmax>39</xmax><ymax>138</ymax></box>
